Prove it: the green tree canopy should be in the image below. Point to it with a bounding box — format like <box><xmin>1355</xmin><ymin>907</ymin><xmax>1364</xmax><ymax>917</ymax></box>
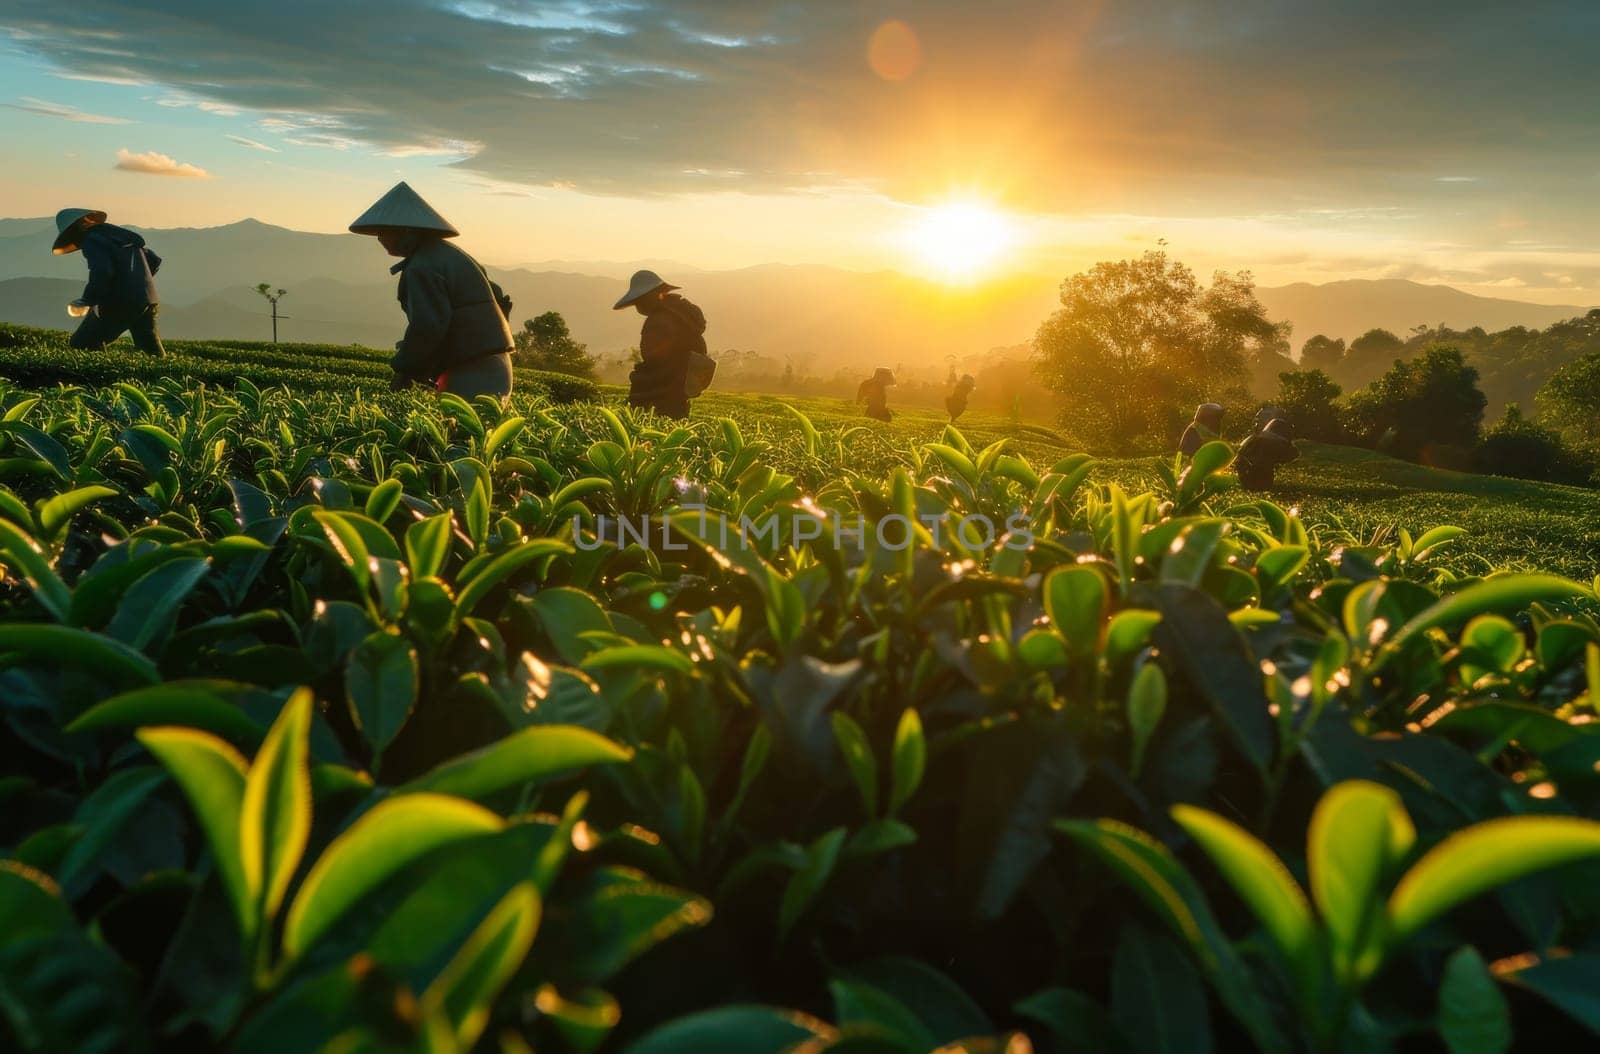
<box><xmin>1344</xmin><ymin>328</ymin><xmax>1406</xmax><ymax>388</ymax></box>
<box><xmin>1275</xmin><ymin>368</ymin><xmax>1345</xmax><ymax>443</ymax></box>
<box><xmin>1537</xmin><ymin>347</ymin><xmax>1600</xmax><ymax>453</ymax></box>
<box><xmin>514</xmin><ymin>311</ymin><xmax>596</xmax><ymax>379</ymax></box>
<box><xmin>1299</xmin><ymin>334</ymin><xmax>1346</xmax><ymax>375</ymax></box>
<box><xmin>1033</xmin><ymin>250</ymin><xmax>1277</xmax><ymax>450</ymax></box>
<box><xmin>1348</xmin><ymin>345</ymin><xmax>1486</xmax><ymax>461</ymax></box>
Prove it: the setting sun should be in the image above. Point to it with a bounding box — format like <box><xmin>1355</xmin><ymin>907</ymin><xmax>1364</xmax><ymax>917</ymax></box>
<box><xmin>903</xmin><ymin>202</ymin><xmax>1020</xmax><ymax>283</ymax></box>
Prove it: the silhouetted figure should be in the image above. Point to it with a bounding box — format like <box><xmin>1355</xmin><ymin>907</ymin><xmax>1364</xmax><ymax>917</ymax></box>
<box><xmin>1252</xmin><ymin>404</ymin><xmax>1285</xmax><ymax>433</ymax></box>
<box><xmin>858</xmin><ymin>367</ymin><xmax>896</xmax><ymax>421</ymax></box>
<box><xmin>1179</xmin><ymin>402</ymin><xmax>1223</xmax><ymax>458</ymax></box>
<box><xmin>53</xmin><ymin>208</ymin><xmax>165</xmax><ymax>357</ymax></box>
<box><xmin>615</xmin><ymin>270</ymin><xmax>707</xmax><ymax>419</ymax></box>
<box><xmin>1235</xmin><ymin>418</ymin><xmax>1299</xmax><ymax>489</ymax></box>
<box><xmin>946</xmin><ymin>373</ymin><xmax>976</xmax><ymax>422</ymax></box>
<box><xmin>350</xmin><ymin>182</ymin><xmax>515</xmax><ymax>399</ymax></box>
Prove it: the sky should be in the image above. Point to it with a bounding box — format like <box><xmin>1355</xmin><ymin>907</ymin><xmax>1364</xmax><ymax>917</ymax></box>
<box><xmin>1</xmin><ymin>0</ymin><xmax>1597</xmax><ymax>303</ymax></box>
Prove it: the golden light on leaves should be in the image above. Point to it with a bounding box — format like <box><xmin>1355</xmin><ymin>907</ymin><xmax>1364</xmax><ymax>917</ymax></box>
<box><xmin>869</xmin><ymin>20</ymin><xmax>922</xmax><ymax>81</ymax></box>
<box><xmin>902</xmin><ymin>201</ymin><xmax>1020</xmax><ymax>282</ymax></box>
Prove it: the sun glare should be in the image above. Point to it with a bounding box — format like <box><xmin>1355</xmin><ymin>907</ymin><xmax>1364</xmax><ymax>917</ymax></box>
<box><xmin>904</xmin><ymin>202</ymin><xmax>1019</xmax><ymax>283</ymax></box>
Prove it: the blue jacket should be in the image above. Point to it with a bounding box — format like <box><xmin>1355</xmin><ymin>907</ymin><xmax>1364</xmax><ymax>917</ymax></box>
<box><xmin>79</xmin><ymin>224</ymin><xmax>162</xmax><ymax>308</ymax></box>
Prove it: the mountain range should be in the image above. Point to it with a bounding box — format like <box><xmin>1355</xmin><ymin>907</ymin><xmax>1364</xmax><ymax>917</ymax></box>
<box><xmin>0</xmin><ymin>216</ymin><xmax>1590</xmax><ymax>372</ymax></box>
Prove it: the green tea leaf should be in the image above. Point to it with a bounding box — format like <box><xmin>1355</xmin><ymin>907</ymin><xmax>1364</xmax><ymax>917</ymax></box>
<box><xmin>1170</xmin><ymin>803</ymin><xmax>1317</xmax><ymax>995</ymax></box>
<box><xmin>0</xmin><ymin>624</ymin><xmax>159</xmax><ymax>687</ymax></box>
<box><xmin>453</xmin><ymin>538</ymin><xmax>571</xmax><ymax>619</ymax></box>
<box><xmin>406</xmin><ymin>512</ymin><xmax>454</xmax><ymax>579</ymax></box>
<box><xmin>1438</xmin><ymin>946</ymin><xmax>1511</xmax><ymax>1054</ymax></box>
<box><xmin>421</xmin><ymin>881</ymin><xmax>541</xmax><ymax>1050</ymax></box>
<box><xmin>831</xmin><ymin>712</ymin><xmax>878</xmax><ymax>817</ymax></box>
<box><xmin>581</xmin><ymin>644</ymin><xmax>694</xmax><ymax>677</ymax></box>
<box><xmin>1127</xmin><ymin>662</ymin><xmax>1167</xmax><ymax>778</ymax></box>
<box><xmin>402</xmin><ymin>725</ymin><xmax>632</xmax><ymax>802</ymax></box>
<box><xmin>1044</xmin><ymin>565</ymin><xmax>1107</xmax><ymax>659</ymax></box>
<box><xmin>889</xmin><ymin>708</ymin><xmax>925</xmax><ymax>815</ymax></box>
<box><xmin>105</xmin><ymin>556</ymin><xmax>211</xmax><ymax>652</ymax></box>
<box><xmin>1378</xmin><ymin>575</ymin><xmax>1592</xmax><ymax>670</ymax></box>
<box><xmin>0</xmin><ymin>518</ymin><xmax>71</xmax><ymax>620</ymax></box>
<box><xmin>240</xmin><ymin>690</ymin><xmax>313</xmax><ymax>931</ymax></box>
<box><xmin>35</xmin><ymin>485</ymin><xmax>117</xmax><ymax>544</ymax></box>
<box><xmin>282</xmin><ymin>793</ymin><xmax>503</xmax><ymax>961</ymax></box>
<box><xmin>626</xmin><ymin>1005</ymin><xmax>835</xmax><ymax>1054</ymax></box>
<box><xmin>136</xmin><ymin>727</ymin><xmax>252</xmax><ymax>937</ymax></box>
<box><xmin>67</xmin><ymin>684</ymin><xmax>264</xmax><ymax>742</ymax></box>
<box><xmin>1111</xmin><ymin>924</ymin><xmax>1213</xmax><ymax>1054</ymax></box>
<box><xmin>364</xmin><ymin>478</ymin><xmax>404</xmax><ymax>523</ymax></box>
<box><xmin>345</xmin><ymin>631</ymin><xmax>418</xmax><ymax>766</ymax></box>
<box><xmin>778</xmin><ymin>827</ymin><xmax>846</xmax><ymax>941</ymax></box>
<box><xmin>1308</xmin><ymin>780</ymin><xmax>1415</xmax><ymax>985</ymax></box>
<box><xmin>1388</xmin><ymin>816</ymin><xmax>1600</xmax><ymax>948</ymax></box>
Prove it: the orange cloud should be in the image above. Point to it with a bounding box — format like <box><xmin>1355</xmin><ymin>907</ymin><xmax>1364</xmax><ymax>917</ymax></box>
<box><xmin>114</xmin><ymin>147</ymin><xmax>213</xmax><ymax>179</ymax></box>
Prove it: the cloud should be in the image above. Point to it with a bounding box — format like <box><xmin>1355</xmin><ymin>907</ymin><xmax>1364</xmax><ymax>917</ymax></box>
<box><xmin>2</xmin><ymin>0</ymin><xmax>1596</xmax><ymax>223</ymax></box>
<box><xmin>226</xmin><ymin>133</ymin><xmax>276</xmax><ymax>151</ymax></box>
<box><xmin>114</xmin><ymin>147</ymin><xmax>213</xmax><ymax>178</ymax></box>
<box><xmin>4</xmin><ymin>96</ymin><xmax>132</xmax><ymax>124</ymax></box>
<box><xmin>376</xmin><ymin>139</ymin><xmax>483</xmax><ymax>158</ymax></box>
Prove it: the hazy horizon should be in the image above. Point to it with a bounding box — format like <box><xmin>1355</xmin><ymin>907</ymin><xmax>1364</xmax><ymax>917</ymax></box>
<box><xmin>3</xmin><ymin>2</ymin><xmax>1598</xmax><ymax>307</ymax></box>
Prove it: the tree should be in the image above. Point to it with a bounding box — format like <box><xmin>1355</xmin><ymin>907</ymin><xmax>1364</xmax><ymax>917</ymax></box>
<box><xmin>1343</xmin><ymin>328</ymin><xmax>1406</xmax><ymax>387</ymax></box>
<box><xmin>1275</xmin><ymin>369</ymin><xmax>1345</xmax><ymax>443</ymax></box>
<box><xmin>255</xmin><ymin>283</ymin><xmax>288</xmax><ymax>343</ymax></box>
<box><xmin>1348</xmin><ymin>345</ymin><xmax>1487</xmax><ymax>462</ymax></box>
<box><xmin>1537</xmin><ymin>345</ymin><xmax>1600</xmax><ymax>453</ymax></box>
<box><xmin>1475</xmin><ymin>404</ymin><xmax>1591</xmax><ymax>484</ymax></box>
<box><xmin>513</xmin><ymin>311</ymin><xmax>595</xmax><ymax>379</ymax></box>
<box><xmin>1299</xmin><ymin>334</ymin><xmax>1345</xmax><ymax>374</ymax></box>
<box><xmin>1033</xmin><ymin>249</ymin><xmax>1271</xmax><ymax>450</ymax></box>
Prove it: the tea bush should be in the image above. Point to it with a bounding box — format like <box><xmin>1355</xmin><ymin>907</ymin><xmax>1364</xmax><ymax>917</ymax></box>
<box><xmin>2</xmin><ymin>333</ymin><xmax>1600</xmax><ymax>1050</ymax></box>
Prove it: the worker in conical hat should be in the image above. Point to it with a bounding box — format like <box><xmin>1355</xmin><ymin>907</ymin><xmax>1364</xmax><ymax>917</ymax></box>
<box><xmin>612</xmin><ymin>269</ymin><xmax>708</xmax><ymax>419</ymax></box>
<box><xmin>857</xmin><ymin>367</ymin><xmax>896</xmax><ymax>422</ymax></box>
<box><xmin>350</xmin><ymin>182</ymin><xmax>515</xmax><ymax>399</ymax></box>
<box><xmin>52</xmin><ymin>207</ymin><xmax>166</xmax><ymax>357</ymax></box>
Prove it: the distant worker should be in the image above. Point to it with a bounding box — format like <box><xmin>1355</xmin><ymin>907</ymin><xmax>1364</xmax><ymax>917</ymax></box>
<box><xmin>349</xmin><ymin>182</ymin><xmax>515</xmax><ymax>399</ymax></box>
<box><xmin>1179</xmin><ymin>402</ymin><xmax>1224</xmax><ymax>458</ymax></box>
<box><xmin>946</xmin><ymin>373</ymin><xmax>976</xmax><ymax>422</ymax></box>
<box><xmin>1235</xmin><ymin>418</ymin><xmax>1299</xmax><ymax>489</ymax></box>
<box><xmin>1252</xmin><ymin>405</ymin><xmax>1286</xmax><ymax>433</ymax></box>
<box><xmin>858</xmin><ymin>367</ymin><xmax>896</xmax><ymax>422</ymax></box>
<box><xmin>612</xmin><ymin>270</ymin><xmax>711</xmax><ymax>419</ymax></box>
<box><xmin>51</xmin><ymin>207</ymin><xmax>165</xmax><ymax>357</ymax></box>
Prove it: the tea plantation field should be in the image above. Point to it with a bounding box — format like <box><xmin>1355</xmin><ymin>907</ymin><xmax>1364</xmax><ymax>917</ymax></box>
<box><xmin>4</xmin><ymin>325</ymin><xmax>1600</xmax><ymax>1052</ymax></box>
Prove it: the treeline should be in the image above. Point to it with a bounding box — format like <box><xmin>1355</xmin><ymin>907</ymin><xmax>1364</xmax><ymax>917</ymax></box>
<box><xmin>1275</xmin><ymin>342</ymin><xmax>1600</xmax><ymax>485</ymax></box>
<box><xmin>1032</xmin><ymin>249</ymin><xmax>1600</xmax><ymax>484</ymax></box>
<box><xmin>1297</xmin><ymin>309</ymin><xmax>1600</xmax><ymax>420</ymax></box>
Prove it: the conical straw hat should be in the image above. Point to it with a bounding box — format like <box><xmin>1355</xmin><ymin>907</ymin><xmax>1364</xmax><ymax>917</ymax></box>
<box><xmin>348</xmin><ymin>182</ymin><xmax>458</xmax><ymax>236</ymax></box>
<box><xmin>613</xmin><ymin>269</ymin><xmax>679</xmax><ymax>309</ymax></box>
<box><xmin>52</xmin><ymin>207</ymin><xmax>107</xmax><ymax>254</ymax></box>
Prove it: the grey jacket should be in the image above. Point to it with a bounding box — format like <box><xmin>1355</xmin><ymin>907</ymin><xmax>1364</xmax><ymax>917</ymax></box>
<box><xmin>390</xmin><ymin>238</ymin><xmax>514</xmax><ymax>381</ymax></box>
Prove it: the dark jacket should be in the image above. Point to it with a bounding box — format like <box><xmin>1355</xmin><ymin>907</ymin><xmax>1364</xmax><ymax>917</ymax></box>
<box><xmin>858</xmin><ymin>378</ymin><xmax>893</xmax><ymax>422</ymax></box>
<box><xmin>1235</xmin><ymin>423</ymin><xmax>1299</xmax><ymax>489</ymax></box>
<box><xmin>79</xmin><ymin>224</ymin><xmax>161</xmax><ymax>308</ymax></box>
<box><xmin>390</xmin><ymin>237</ymin><xmax>514</xmax><ymax>382</ymax></box>
<box><xmin>629</xmin><ymin>294</ymin><xmax>706</xmax><ymax>415</ymax></box>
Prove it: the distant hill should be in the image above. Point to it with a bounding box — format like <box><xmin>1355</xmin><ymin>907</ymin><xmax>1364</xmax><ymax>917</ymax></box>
<box><xmin>0</xmin><ymin>217</ymin><xmax>1591</xmax><ymax>372</ymax></box>
<box><xmin>0</xmin><ymin>278</ymin><xmax>86</xmax><ymax>330</ymax></box>
<box><xmin>1255</xmin><ymin>279</ymin><xmax>1589</xmax><ymax>347</ymax></box>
